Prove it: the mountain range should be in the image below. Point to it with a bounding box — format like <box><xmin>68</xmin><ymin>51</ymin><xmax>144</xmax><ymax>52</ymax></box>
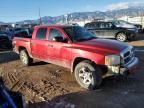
<box><xmin>1</xmin><ymin>6</ymin><xmax>144</xmax><ymax>25</ymax></box>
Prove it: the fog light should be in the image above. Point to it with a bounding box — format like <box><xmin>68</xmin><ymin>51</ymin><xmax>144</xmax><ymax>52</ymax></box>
<box><xmin>108</xmin><ymin>66</ymin><xmax>120</xmax><ymax>74</ymax></box>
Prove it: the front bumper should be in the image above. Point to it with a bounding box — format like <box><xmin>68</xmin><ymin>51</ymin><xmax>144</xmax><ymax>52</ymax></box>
<box><xmin>129</xmin><ymin>33</ymin><xmax>137</xmax><ymax>38</ymax></box>
<box><xmin>108</xmin><ymin>57</ymin><xmax>139</xmax><ymax>75</ymax></box>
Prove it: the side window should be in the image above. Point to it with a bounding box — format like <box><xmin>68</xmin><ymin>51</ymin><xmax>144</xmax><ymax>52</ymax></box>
<box><xmin>94</xmin><ymin>23</ymin><xmax>100</xmax><ymax>28</ymax></box>
<box><xmin>105</xmin><ymin>23</ymin><xmax>112</xmax><ymax>28</ymax></box>
<box><xmin>85</xmin><ymin>23</ymin><xmax>94</xmax><ymax>29</ymax></box>
<box><xmin>100</xmin><ymin>22</ymin><xmax>112</xmax><ymax>28</ymax></box>
<box><xmin>49</xmin><ymin>28</ymin><xmax>63</xmax><ymax>41</ymax></box>
<box><xmin>36</xmin><ymin>28</ymin><xmax>47</xmax><ymax>40</ymax></box>
<box><xmin>100</xmin><ymin>23</ymin><xmax>105</xmax><ymax>28</ymax></box>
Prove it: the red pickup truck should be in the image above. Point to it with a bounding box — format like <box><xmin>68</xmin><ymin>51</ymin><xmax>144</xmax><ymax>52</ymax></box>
<box><xmin>13</xmin><ymin>25</ymin><xmax>138</xmax><ymax>90</ymax></box>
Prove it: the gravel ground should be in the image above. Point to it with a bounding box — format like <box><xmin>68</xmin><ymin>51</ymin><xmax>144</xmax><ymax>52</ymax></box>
<box><xmin>0</xmin><ymin>34</ymin><xmax>144</xmax><ymax>108</ymax></box>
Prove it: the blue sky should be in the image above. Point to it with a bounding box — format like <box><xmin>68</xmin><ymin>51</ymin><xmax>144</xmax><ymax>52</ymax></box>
<box><xmin>0</xmin><ymin>0</ymin><xmax>143</xmax><ymax>22</ymax></box>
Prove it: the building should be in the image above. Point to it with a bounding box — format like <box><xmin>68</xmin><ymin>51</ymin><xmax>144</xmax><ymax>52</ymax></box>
<box><xmin>0</xmin><ymin>24</ymin><xmax>13</xmax><ymax>31</ymax></box>
<box><xmin>118</xmin><ymin>16</ymin><xmax>144</xmax><ymax>28</ymax></box>
<box><xmin>68</xmin><ymin>19</ymin><xmax>93</xmax><ymax>27</ymax></box>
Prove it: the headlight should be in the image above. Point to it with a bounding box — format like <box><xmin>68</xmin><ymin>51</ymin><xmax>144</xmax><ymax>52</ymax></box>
<box><xmin>127</xmin><ymin>28</ymin><xmax>138</xmax><ymax>33</ymax></box>
<box><xmin>127</xmin><ymin>28</ymin><xmax>135</xmax><ymax>31</ymax></box>
<box><xmin>105</xmin><ymin>55</ymin><xmax>120</xmax><ymax>66</ymax></box>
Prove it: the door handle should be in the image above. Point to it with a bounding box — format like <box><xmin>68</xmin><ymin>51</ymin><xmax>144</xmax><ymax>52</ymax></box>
<box><xmin>48</xmin><ymin>44</ymin><xmax>53</xmax><ymax>48</ymax></box>
<box><xmin>31</xmin><ymin>42</ymin><xmax>36</xmax><ymax>45</ymax></box>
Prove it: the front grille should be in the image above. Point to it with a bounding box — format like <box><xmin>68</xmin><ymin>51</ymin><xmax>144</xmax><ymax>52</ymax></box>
<box><xmin>124</xmin><ymin>56</ymin><xmax>132</xmax><ymax>64</ymax></box>
<box><xmin>121</xmin><ymin>47</ymin><xmax>135</xmax><ymax>65</ymax></box>
<box><xmin>124</xmin><ymin>51</ymin><xmax>130</xmax><ymax>57</ymax></box>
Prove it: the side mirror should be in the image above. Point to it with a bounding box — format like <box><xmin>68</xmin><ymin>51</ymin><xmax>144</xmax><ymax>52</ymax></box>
<box><xmin>53</xmin><ymin>36</ymin><xmax>64</xmax><ymax>42</ymax></box>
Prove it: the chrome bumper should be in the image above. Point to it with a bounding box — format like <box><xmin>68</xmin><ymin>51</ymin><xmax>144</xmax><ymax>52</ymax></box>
<box><xmin>122</xmin><ymin>57</ymin><xmax>139</xmax><ymax>74</ymax></box>
<box><xmin>107</xmin><ymin>57</ymin><xmax>139</xmax><ymax>75</ymax></box>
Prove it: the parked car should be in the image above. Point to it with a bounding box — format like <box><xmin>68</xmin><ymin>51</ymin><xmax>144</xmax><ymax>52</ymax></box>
<box><xmin>13</xmin><ymin>25</ymin><xmax>138</xmax><ymax>90</ymax></box>
<box><xmin>112</xmin><ymin>20</ymin><xmax>143</xmax><ymax>33</ymax></box>
<box><xmin>14</xmin><ymin>28</ymin><xmax>33</xmax><ymax>38</ymax></box>
<box><xmin>0</xmin><ymin>31</ymin><xmax>12</xmax><ymax>48</ymax></box>
<box><xmin>84</xmin><ymin>21</ymin><xmax>138</xmax><ymax>42</ymax></box>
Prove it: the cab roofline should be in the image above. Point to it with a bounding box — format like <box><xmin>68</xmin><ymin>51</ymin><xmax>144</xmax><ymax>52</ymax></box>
<box><xmin>34</xmin><ymin>24</ymin><xmax>77</xmax><ymax>28</ymax></box>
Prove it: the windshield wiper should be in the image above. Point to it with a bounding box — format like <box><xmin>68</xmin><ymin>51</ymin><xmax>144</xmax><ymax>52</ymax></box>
<box><xmin>87</xmin><ymin>37</ymin><xmax>97</xmax><ymax>40</ymax></box>
<box><xmin>77</xmin><ymin>38</ymin><xmax>88</xmax><ymax>42</ymax></box>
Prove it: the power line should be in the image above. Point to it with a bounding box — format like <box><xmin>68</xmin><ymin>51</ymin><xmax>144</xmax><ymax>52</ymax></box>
<box><xmin>39</xmin><ymin>8</ymin><xmax>42</xmax><ymax>25</ymax></box>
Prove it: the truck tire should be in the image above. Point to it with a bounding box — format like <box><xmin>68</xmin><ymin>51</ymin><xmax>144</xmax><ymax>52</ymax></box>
<box><xmin>20</xmin><ymin>50</ymin><xmax>33</xmax><ymax>66</ymax></box>
<box><xmin>74</xmin><ymin>60</ymin><xmax>102</xmax><ymax>90</ymax></box>
<box><xmin>116</xmin><ymin>33</ymin><xmax>127</xmax><ymax>42</ymax></box>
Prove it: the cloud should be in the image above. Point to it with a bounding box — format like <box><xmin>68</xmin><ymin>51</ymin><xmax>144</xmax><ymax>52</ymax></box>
<box><xmin>106</xmin><ymin>2</ymin><xmax>144</xmax><ymax>11</ymax></box>
<box><xmin>107</xmin><ymin>2</ymin><xmax>129</xmax><ymax>10</ymax></box>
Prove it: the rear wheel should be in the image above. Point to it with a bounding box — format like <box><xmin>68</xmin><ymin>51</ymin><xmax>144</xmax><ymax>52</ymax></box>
<box><xmin>20</xmin><ymin>50</ymin><xmax>33</xmax><ymax>66</ymax></box>
<box><xmin>116</xmin><ymin>33</ymin><xmax>127</xmax><ymax>42</ymax></box>
<box><xmin>74</xmin><ymin>60</ymin><xmax>102</xmax><ymax>90</ymax></box>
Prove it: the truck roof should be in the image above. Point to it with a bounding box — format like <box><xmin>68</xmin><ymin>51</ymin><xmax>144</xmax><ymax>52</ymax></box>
<box><xmin>34</xmin><ymin>25</ymin><xmax>76</xmax><ymax>29</ymax></box>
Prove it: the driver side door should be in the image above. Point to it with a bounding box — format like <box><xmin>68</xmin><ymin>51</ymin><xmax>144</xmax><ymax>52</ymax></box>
<box><xmin>47</xmin><ymin>27</ymin><xmax>72</xmax><ymax>68</ymax></box>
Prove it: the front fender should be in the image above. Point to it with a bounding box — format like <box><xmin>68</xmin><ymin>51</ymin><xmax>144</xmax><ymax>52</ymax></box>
<box><xmin>71</xmin><ymin>50</ymin><xmax>105</xmax><ymax>72</ymax></box>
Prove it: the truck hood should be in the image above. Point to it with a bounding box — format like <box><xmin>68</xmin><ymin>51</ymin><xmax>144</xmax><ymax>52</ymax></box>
<box><xmin>74</xmin><ymin>39</ymin><xmax>129</xmax><ymax>54</ymax></box>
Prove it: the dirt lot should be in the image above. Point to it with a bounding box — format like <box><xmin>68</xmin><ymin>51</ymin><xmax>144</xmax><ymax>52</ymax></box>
<box><xmin>0</xmin><ymin>34</ymin><xmax>144</xmax><ymax>108</ymax></box>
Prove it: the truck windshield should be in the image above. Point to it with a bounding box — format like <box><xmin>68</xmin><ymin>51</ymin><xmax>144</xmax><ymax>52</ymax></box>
<box><xmin>63</xmin><ymin>26</ymin><xmax>96</xmax><ymax>42</ymax></box>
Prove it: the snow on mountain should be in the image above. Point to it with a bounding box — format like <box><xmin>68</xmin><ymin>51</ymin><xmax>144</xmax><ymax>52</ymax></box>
<box><xmin>107</xmin><ymin>2</ymin><xmax>144</xmax><ymax>11</ymax></box>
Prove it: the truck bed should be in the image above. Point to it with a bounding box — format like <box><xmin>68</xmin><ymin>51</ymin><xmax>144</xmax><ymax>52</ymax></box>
<box><xmin>13</xmin><ymin>37</ymin><xmax>32</xmax><ymax>55</ymax></box>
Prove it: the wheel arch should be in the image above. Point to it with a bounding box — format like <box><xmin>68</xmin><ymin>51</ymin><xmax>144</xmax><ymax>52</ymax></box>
<box><xmin>71</xmin><ymin>57</ymin><xmax>96</xmax><ymax>73</ymax></box>
<box><xmin>18</xmin><ymin>46</ymin><xmax>32</xmax><ymax>58</ymax></box>
<box><xmin>71</xmin><ymin>57</ymin><xmax>108</xmax><ymax>75</ymax></box>
<box><xmin>115</xmin><ymin>31</ymin><xmax>126</xmax><ymax>38</ymax></box>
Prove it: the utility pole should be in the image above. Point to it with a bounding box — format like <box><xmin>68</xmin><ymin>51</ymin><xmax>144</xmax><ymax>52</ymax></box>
<box><xmin>64</xmin><ymin>14</ymin><xmax>68</xmax><ymax>24</ymax></box>
<box><xmin>39</xmin><ymin>8</ymin><xmax>42</xmax><ymax>25</ymax></box>
<box><xmin>140</xmin><ymin>8</ymin><xmax>143</xmax><ymax>26</ymax></box>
